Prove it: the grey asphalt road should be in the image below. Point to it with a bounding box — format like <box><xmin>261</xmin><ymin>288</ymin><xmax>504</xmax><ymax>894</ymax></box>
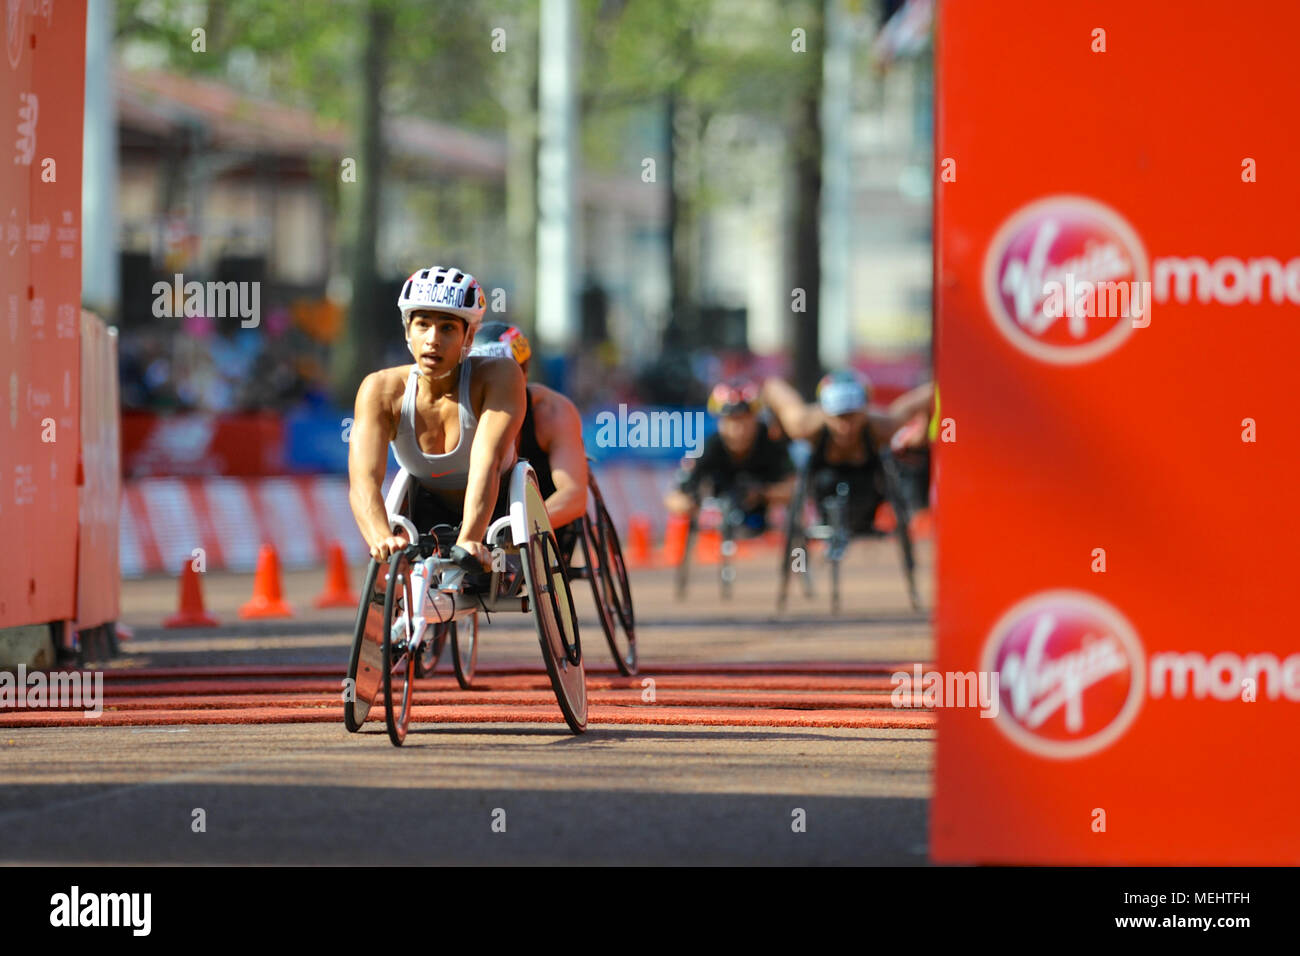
<box><xmin>0</xmin><ymin>538</ymin><xmax>934</xmax><ymax>865</ymax></box>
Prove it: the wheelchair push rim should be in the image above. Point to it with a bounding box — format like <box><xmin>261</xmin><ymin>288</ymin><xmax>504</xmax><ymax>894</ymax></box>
<box><xmin>417</xmin><ymin>618</ymin><xmax>451</xmax><ymax>678</ymax></box>
<box><xmin>382</xmin><ymin>550</ymin><xmax>418</xmax><ymax>746</ymax></box>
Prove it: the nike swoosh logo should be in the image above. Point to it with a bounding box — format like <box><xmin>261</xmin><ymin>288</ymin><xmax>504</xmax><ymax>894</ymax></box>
<box><xmin>429</xmin><ymin>471</ymin><xmax>453</xmax><ymax>478</ymax></box>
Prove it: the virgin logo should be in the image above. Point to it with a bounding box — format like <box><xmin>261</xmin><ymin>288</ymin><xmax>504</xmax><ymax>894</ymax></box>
<box><xmin>6</xmin><ymin>0</ymin><xmax>23</xmax><ymax>71</ymax></box>
<box><xmin>980</xmin><ymin>590</ymin><xmax>1145</xmax><ymax>759</ymax></box>
<box><xmin>983</xmin><ymin>196</ymin><xmax>1149</xmax><ymax>364</ymax></box>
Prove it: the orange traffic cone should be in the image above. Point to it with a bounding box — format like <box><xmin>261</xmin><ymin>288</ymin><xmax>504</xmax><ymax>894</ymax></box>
<box><xmin>163</xmin><ymin>562</ymin><xmax>219</xmax><ymax>628</ymax></box>
<box><xmin>239</xmin><ymin>544</ymin><xmax>294</xmax><ymax>619</ymax></box>
<box><xmin>697</xmin><ymin>527</ymin><xmax>722</xmax><ymax>565</ymax></box>
<box><xmin>875</xmin><ymin>501</ymin><xmax>897</xmax><ymax>533</ymax></box>
<box><xmin>660</xmin><ymin>513</ymin><xmax>689</xmax><ymax>566</ymax></box>
<box><xmin>626</xmin><ymin>514</ymin><xmax>653</xmax><ymax>568</ymax></box>
<box><xmin>315</xmin><ymin>541</ymin><xmax>359</xmax><ymax>608</ymax></box>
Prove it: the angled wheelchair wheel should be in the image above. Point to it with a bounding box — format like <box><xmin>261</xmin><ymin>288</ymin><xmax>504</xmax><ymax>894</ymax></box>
<box><xmin>778</xmin><ymin>468</ymin><xmax>810</xmax><ymax>612</ymax></box>
<box><xmin>828</xmin><ymin>483</ymin><xmax>851</xmax><ymax>617</ymax></box>
<box><xmin>451</xmin><ymin>613</ymin><xmax>478</xmax><ymax>689</ymax></box>
<box><xmin>674</xmin><ymin>517</ymin><xmax>696</xmax><ymax>600</ymax></box>
<box><xmin>344</xmin><ymin>558</ymin><xmax>386</xmax><ymax>733</ymax></box>
<box><xmin>831</xmin><ymin>546</ymin><xmax>842</xmax><ymax>616</ymax></box>
<box><xmin>382</xmin><ymin>550</ymin><xmax>418</xmax><ymax>747</ymax></box>
<box><xmin>720</xmin><ymin>516</ymin><xmax>738</xmax><ymax>600</ymax></box>
<box><xmin>589</xmin><ymin>497</ymin><xmax>637</xmax><ymax>675</ymax></box>
<box><xmin>880</xmin><ymin>450</ymin><xmax>922</xmax><ymax>611</ymax></box>
<box><xmin>416</xmin><ymin>618</ymin><xmax>450</xmax><ymax>678</ymax></box>
<box><xmin>518</xmin><ymin>471</ymin><xmax>587</xmax><ymax>733</ymax></box>
<box><xmin>576</xmin><ymin>518</ymin><xmax>617</xmax><ymax>654</ymax></box>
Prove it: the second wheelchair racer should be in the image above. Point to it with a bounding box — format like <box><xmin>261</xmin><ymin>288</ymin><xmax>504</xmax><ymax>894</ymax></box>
<box><xmin>664</xmin><ymin>380</ymin><xmax>795</xmax><ymax>536</ymax></box>
<box><xmin>468</xmin><ymin>322</ymin><xmax>589</xmax><ymax>552</ymax></box>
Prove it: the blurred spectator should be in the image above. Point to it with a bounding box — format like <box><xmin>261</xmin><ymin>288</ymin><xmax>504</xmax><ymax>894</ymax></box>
<box><xmin>118</xmin><ymin>304</ymin><xmax>336</xmax><ymax>414</ymax></box>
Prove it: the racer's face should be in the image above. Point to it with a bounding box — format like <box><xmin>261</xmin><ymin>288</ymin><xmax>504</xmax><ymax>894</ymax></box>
<box><xmin>718</xmin><ymin>410</ymin><xmax>759</xmax><ymax>455</ymax></box>
<box><xmin>826</xmin><ymin>409</ymin><xmax>867</xmax><ymax>445</ymax></box>
<box><xmin>407</xmin><ymin>311</ymin><xmax>471</xmax><ymax>379</ymax></box>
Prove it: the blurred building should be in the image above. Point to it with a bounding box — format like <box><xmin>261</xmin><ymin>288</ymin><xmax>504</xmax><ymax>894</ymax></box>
<box><xmin>114</xmin><ymin>67</ymin><xmax>665</xmax><ymax>337</ymax></box>
<box><xmin>108</xmin><ymin>65</ymin><xmax>672</xmax><ymax>414</ymax></box>
<box><xmin>107</xmin><ymin>0</ymin><xmax>933</xmax><ymax>410</ymax></box>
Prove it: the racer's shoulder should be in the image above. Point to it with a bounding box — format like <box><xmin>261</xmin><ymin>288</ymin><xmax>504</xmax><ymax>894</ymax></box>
<box><xmin>528</xmin><ymin>382</ymin><xmax>579</xmax><ymax>420</ymax></box>
<box><xmin>357</xmin><ymin>365</ymin><xmax>412</xmax><ymax>403</ymax></box>
<box><xmin>467</xmin><ymin>354</ymin><xmax>525</xmax><ymax>410</ymax></box>
<box><xmin>471</xmin><ymin>353</ymin><xmax>525</xmax><ymax>386</ymax></box>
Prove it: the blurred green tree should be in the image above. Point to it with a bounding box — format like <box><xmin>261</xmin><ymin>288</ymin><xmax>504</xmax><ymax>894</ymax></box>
<box><xmin>578</xmin><ymin>0</ymin><xmax>827</xmax><ymax>392</ymax></box>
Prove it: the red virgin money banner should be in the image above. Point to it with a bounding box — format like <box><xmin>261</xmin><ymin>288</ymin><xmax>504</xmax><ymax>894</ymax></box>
<box><xmin>932</xmin><ymin>0</ymin><xmax>1300</xmax><ymax>863</ymax></box>
<box><xmin>121</xmin><ymin>413</ymin><xmax>286</xmax><ymax>477</ymax></box>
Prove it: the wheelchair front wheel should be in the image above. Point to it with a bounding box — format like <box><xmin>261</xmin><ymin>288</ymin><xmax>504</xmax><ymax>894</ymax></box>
<box><xmin>382</xmin><ymin>550</ymin><xmax>417</xmax><ymax>746</ymax></box>
<box><xmin>416</xmin><ymin>618</ymin><xmax>450</xmax><ymax>678</ymax></box>
<box><xmin>451</xmin><ymin>613</ymin><xmax>478</xmax><ymax>689</ymax></box>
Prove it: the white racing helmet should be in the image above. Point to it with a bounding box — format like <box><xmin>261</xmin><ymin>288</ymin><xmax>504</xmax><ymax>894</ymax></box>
<box><xmin>398</xmin><ymin>266</ymin><xmax>486</xmax><ymax>332</ymax></box>
<box><xmin>817</xmin><ymin>370</ymin><xmax>871</xmax><ymax>416</ymax></box>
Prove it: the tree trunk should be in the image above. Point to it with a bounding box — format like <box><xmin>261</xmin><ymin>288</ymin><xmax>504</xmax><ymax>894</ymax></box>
<box><xmin>505</xmin><ymin>8</ymin><xmax>539</xmax><ymax>329</ymax></box>
<box><xmin>788</xmin><ymin>0</ymin><xmax>824</xmax><ymax>396</ymax></box>
<box><xmin>332</xmin><ymin>0</ymin><xmax>393</xmax><ymax>404</ymax></box>
<box><xmin>664</xmin><ymin>89</ymin><xmax>687</xmax><ymax>346</ymax></box>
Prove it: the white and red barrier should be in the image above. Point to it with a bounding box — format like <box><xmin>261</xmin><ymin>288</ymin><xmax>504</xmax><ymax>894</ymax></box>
<box><xmin>119</xmin><ymin>464</ymin><xmax>681</xmax><ymax>577</ymax></box>
<box><xmin>76</xmin><ymin>313</ymin><xmax>122</xmax><ymax>630</ymax></box>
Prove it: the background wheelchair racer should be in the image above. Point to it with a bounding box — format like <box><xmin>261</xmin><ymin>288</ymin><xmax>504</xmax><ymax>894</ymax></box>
<box><xmin>762</xmin><ymin>371</ymin><xmax>932</xmax><ymax>534</ymax></box>
<box><xmin>468</xmin><ymin>321</ymin><xmax>639</xmax><ymax>674</ymax></box>
<box><xmin>467</xmin><ymin>322</ymin><xmax>589</xmax><ymax>553</ymax></box>
<box><xmin>664</xmin><ymin>380</ymin><xmax>795</xmax><ymax>536</ymax></box>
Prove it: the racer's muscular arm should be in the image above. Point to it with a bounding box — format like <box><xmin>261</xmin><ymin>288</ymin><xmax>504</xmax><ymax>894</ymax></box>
<box><xmin>348</xmin><ymin>371</ymin><xmax>407</xmax><ymax>560</ymax></box>
<box><xmin>761</xmin><ymin>377</ymin><xmax>824</xmax><ymax>440</ymax></box>
<box><xmin>889</xmin><ymin>381</ymin><xmax>934</xmax><ymax>423</ymax></box>
<box><xmin>532</xmin><ymin>385</ymin><xmax>589</xmax><ymax>528</ymax></box>
<box><xmin>869</xmin><ymin>381</ymin><xmax>934</xmax><ymax>439</ymax></box>
<box><xmin>457</xmin><ymin>357</ymin><xmax>526</xmax><ymax>562</ymax></box>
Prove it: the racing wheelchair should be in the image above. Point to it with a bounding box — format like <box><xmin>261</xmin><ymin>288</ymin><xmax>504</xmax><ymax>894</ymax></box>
<box><xmin>396</xmin><ymin>465</ymin><xmax>638</xmax><ymax>681</ymax></box>
<box><xmin>564</xmin><ymin>465</ymin><xmax>638</xmax><ymax>675</ymax></box>
<box><xmin>776</xmin><ymin>443</ymin><xmax>920</xmax><ymax>615</ymax></box>
<box><xmin>672</xmin><ymin>477</ymin><xmax>765</xmax><ymax>601</ymax></box>
<box><xmin>343</xmin><ymin>460</ymin><xmax>587</xmax><ymax>745</ymax></box>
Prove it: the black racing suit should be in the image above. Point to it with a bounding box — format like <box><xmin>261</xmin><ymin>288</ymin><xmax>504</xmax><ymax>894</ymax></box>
<box><xmin>808</xmin><ymin>425</ymin><xmax>886</xmax><ymax>535</ymax></box>
<box><xmin>675</xmin><ymin>427</ymin><xmax>793</xmax><ymax>534</ymax></box>
<box><xmin>517</xmin><ymin>387</ymin><xmax>581</xmax><ymax>556</ymax></box>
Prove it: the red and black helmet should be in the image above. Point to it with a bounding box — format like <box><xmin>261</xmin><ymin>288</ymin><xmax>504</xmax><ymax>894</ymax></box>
<box><xmin>707</xmin><ymin>380</ymin><xmax>762</xmax><ymax>417</ymax></box>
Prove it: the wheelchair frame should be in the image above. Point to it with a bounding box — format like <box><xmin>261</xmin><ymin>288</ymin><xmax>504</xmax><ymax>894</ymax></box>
<box><xmin>776</xmin><ymin>444</ymin><xmax>921</xmax><ymax>615</ymax></box>
<box><xmin>343</xmin><ymin>459</ymin><xmax>588</xmax><ymax>745</ymax></box>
